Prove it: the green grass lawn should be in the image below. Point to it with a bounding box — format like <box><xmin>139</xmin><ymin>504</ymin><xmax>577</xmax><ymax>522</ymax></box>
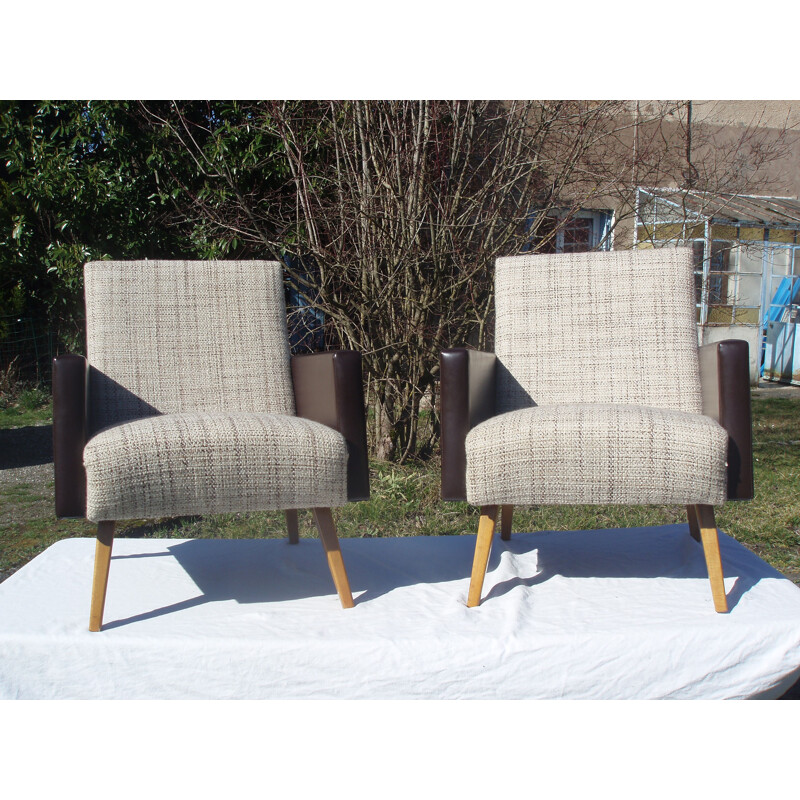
<box><xmin>1</xmin><ymin>394</ymin><xmax>798</xmax><ymax>584</ymax></box>
<box><xmin>0</xmin><ymin>395</ymin><xmax>52</xmax><ymax>429</ymax></box>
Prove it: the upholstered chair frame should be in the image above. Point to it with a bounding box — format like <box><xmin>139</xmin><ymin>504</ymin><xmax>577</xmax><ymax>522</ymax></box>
<box><xmin>53</xmin><ymin>261</ymin><xmax>369</xmax><ymax>631</ymax></box>
<box><xmin>440</xmin><ymin>250</ymin><xmax>753</xmax><ymax>612</ymax></box>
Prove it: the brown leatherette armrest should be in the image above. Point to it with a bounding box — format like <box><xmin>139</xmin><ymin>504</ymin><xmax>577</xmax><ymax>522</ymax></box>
<box><xmin>52</xmin><ymin>354</ymin><xmax>88</xmax><ymax>518</ymax></box>
<box><xmin>699</xmin><ymin>339</ymin><xmax>754</xmax><ymax>500</ymax></box>
<box><xmin>291</xmin><ymin>350</ymin><xmax>370</xmax><ymax>501</ymax></box>
<box><xmin>440</xmin><ymin>349</ymin><xmax>497</xmax><ymax>501</ymax></box>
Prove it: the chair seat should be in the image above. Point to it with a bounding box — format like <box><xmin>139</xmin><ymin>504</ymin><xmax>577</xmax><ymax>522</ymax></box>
<box><xmin>84</xmin><ymin>412</ymin><xmax>349</xmax><ymax>521</ymax></box>
<box><xmin>465</xmin><ymin>403</ymin><xmax>728</xmax><ymax>506</ymax></box>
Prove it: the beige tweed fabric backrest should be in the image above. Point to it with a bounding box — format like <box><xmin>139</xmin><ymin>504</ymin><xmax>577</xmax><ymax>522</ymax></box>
<box><xmin>85</xmin><ymin>260</ymin><xmax>295</xmax><ymax>432</ymax></box>
<box><xmin>494</xmin><ymin>248</ymin><xmax>702</xmax><ymax>413</ymax></box>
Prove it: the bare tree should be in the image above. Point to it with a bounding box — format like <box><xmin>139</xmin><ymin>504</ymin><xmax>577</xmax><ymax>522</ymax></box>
<box><xmin>271</xmin><ymin>100</ymin><xmax>647</xmax><ymax>460</ymax></box>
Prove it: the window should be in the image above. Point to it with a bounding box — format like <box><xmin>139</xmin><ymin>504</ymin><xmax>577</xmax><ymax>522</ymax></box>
<box><xmin>530</xmin><ymin>210</ymin><xmax>612</xmax><ymax>253</ymax></box>
<box><xmin>691</xmin><ymin>239</ymin><xmax>764</xmax><ymax>325</ymax></box>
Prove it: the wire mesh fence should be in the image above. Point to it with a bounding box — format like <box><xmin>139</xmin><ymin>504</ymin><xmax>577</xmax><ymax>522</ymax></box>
<box><xmin>0</xmin><ymin>315</ymin><xmax>57</xmax><ymax>388</ymax></box>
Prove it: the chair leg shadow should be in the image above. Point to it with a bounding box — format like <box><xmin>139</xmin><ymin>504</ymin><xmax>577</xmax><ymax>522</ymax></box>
<box><xmin>99</xmin><ymin>594</ymin><xmax>209</xmax><ymax>630</ymax></box>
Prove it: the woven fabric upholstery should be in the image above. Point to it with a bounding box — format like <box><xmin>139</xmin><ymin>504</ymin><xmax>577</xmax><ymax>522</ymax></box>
<box><xmin>84</xmin><ymin>412</ymin><xmax>348</xmax><ymax>521</ymax></box>
<box><xmin>465</xmin><ymin>404</ymin><xmax>728</xmax><ymax>506</ymax></box>
<box><xmin>494</xmin><ymin>249</ymin><xmax>702</xmax><ymax>414</ymax></box>
<box><xmin>84</xmin><ymin>261</ymin><xmax>295</xmax><ymax>432</ymax></box>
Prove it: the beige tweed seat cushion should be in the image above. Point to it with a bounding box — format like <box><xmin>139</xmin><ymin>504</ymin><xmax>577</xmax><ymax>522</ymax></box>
<box><xmin>84</xmin><ymin>412</ymin><xmax>348</xmax><ymax>522</ymax></box>
<box><xmin>465</xmin><ymin>403</ymin><xmax>728</xmax><ymax>506</ymax></box>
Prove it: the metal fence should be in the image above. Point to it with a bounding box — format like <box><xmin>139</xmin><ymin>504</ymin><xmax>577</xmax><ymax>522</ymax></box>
<box><xmin>0</xmin><ymin>315</ymin><xmax>57</xmax><ymax>387</ymax></box>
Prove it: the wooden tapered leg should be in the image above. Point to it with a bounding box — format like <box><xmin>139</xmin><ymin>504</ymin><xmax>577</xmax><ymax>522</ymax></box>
<box><xmin>312</xmin><ymin>508</ymin><xmax>354</xmax><ymax>609</ymax></box>
<box><xmin>686</xmin><ymin>505</ymin><xmax>701</xmax><ymax>543</ymax></box>
<box><xmin>500</xmin><ymin>505</ymin><xmax>514</xmax><ymax>541</ymax></box>
<box><xmin>89</xmin><ymin>521</ymin><xmax>115</xmax><ymax>632</ymax></box>
<box><xmin>467</xmin><ymin>505</ymin><xmax>499</xmax><ymax>608</ymax></box>
<box><xmin>695</xmin><ymin>504</ymin><xmax>728</xmax><ymax>613</ymax></box>
<box><xmin>285</xmin><ymin>509</ymin><xmax>300</xmax><ymax>545</ymax></box>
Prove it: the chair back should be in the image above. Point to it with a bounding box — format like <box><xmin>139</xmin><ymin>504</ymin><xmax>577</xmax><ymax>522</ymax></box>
<box><xmin>84</xmin><ymin>260</ymin><xmax>295</xmax><ymax>432</ymax></box>
<box><xmin>494</xmin><ymin>248</ymin><xmax>702</xmax><ymax>413</ymax></box>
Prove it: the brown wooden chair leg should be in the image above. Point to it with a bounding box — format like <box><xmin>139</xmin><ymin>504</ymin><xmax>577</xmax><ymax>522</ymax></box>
<box><xmin>285</xmin><ymin>509</ymin><xmax>300</xmax><ymax>545</ymax></box>
<box><xmin>695</xmin><ymin>504</ymin><xmax>728</xmax><ymax>613</ymax></box>
<box><xmin>467</xmin><ymin>505</ymin><xmax>499</xmax><ymax>608</ymax></box>
<box><xmin>500</xmin><ymin>505</ymin><xmax>514</xmax><ymax>541</ymax></box>
<box><xmin>89</xmin><ymin>521</ymin><xmax>115</xmax><ymax>632</ymax></box>
<box><xmin>312</xmin><ymin>508</ymin><xmax>354</xmax><ymax>609</ymax></box>
<box><xmin>686</xmin><ymin>505</ymin><xmax>701</xmax><ymax>543</ymax></box>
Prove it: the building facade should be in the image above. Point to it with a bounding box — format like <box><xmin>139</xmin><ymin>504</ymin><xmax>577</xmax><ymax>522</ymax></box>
<box><xmin>544</xmin><ymin>101</ymin><xmax>800</xmax><ymax>383</ymax></box>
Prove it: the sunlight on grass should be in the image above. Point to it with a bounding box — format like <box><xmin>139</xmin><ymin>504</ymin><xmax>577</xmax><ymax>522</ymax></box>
<box><xmin>0</xmin><ymin>400</ymin><xmax>53</xmax><ymax>429</ymax></box>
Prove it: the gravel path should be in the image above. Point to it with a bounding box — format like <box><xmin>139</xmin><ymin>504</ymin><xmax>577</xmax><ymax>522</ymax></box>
<box><xmin>752</xmin><ymin>381</ymin><xmax>800</xmax><ymax>399</ymax></box>
<box><xmin>1</xmin><ymin>462</ymin><xmax>53</xmax><ymax>486</ymax></box>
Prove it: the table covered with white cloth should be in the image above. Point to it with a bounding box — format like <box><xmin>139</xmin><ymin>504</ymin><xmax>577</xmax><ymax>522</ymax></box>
<box><xmin>1</xmin><ymin>525</ymin><xmax>799</xmax><ymax>699</ymax></box>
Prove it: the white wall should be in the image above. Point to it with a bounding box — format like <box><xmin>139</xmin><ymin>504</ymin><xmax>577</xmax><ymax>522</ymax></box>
<box><xmin>699</xmin><ymin>325</ymin><xmax>762</xmax><ymax>384</ymax></box>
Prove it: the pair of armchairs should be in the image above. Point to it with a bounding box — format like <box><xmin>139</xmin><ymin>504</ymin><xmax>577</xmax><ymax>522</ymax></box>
<box><xmin>53</xmin><ymin>251</ymin><xmax>752</xmax><ymax>631</ymax></box>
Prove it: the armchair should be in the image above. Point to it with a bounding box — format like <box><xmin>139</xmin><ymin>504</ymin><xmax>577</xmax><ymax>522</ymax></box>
<box><xmin>53</xmin><ymin>260</ymin><xmax>369</xmax><ymax>631</ymax></box>
<box><xmin>441</xmin><ymin>248</ymin><xmax>753</xmax><ymax>611</ymax></box>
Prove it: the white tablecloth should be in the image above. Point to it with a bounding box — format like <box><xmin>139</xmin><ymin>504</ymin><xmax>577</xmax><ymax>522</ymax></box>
<box><xmin>1</xmin><ymin>525</ymin><xmax>799</xmax><ymax>699</ymax></box>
